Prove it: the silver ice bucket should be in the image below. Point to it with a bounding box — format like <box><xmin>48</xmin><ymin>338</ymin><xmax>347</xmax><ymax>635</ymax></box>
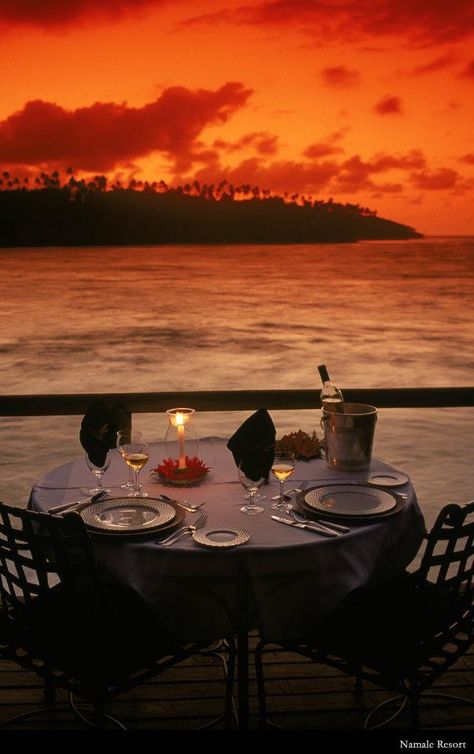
<box><xmin>321</xmin><ymin>403</ymin><xmax>378</xmax><ymax>471</ymax></box>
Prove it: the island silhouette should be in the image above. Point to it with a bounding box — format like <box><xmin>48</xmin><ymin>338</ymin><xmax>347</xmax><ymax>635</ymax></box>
<box><xmin>0</xmin><ymin>171</ymin><xmax>422</xmax><ymax>246</ymax></box>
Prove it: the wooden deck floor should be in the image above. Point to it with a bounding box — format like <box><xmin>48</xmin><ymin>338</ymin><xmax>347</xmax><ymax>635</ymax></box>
<box><xmin>1</xmin><ymin>635</ymin><xmax>473</xmax><ymax>733</ymax></box>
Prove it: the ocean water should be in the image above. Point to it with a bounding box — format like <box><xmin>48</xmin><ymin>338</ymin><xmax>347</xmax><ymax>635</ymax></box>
<box><xmin>1</xmin><ymin>238</ymin><xmax>473</xmax><ymax>531</ymax></box>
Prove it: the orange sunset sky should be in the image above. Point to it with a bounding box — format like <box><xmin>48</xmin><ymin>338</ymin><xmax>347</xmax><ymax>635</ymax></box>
<box><xmin>1</xmin><ymin>0</ymin><xmax>474</xmax><ymax>235</ymax></box>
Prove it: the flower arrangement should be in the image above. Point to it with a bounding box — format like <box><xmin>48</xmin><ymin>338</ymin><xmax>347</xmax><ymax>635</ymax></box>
<box><xmin>153</xmin><ymin>456</ymin><xmax>210</xmax><ymax>485</ymax></box>
<box><xmin>275</xmin><ymin>430</ymin><xmax>322</xmax><ymax>460</ymax></box>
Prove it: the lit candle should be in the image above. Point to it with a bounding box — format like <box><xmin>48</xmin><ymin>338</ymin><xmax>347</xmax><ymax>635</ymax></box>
<box><xmin>175</xmin><ymin>412</ymin><xmax>186</xmax><ymax>470</ymax></box>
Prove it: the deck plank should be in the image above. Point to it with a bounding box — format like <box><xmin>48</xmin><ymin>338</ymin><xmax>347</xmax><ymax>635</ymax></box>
<box><xmin>0</xmin><ymin>641</ymin><xmax>472</xmax><ymax>730</ymax></box>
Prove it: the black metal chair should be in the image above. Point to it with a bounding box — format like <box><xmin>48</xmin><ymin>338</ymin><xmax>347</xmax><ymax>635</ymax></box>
<box><xmin>255</xmin><ymin>501</ymin><xmax>474</xmax><ymax>729</ymax></box>
<box><xmin>0</xmin><ymin>502</ymin><xmax>235</xmax><ymax>729</ymax></box>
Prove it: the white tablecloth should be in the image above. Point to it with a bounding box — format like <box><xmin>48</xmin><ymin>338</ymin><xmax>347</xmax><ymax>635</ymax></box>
<box><xmin>30</xmin><ymin>438</ymin><xmax>426</xmax><ymax>642</ymax></box>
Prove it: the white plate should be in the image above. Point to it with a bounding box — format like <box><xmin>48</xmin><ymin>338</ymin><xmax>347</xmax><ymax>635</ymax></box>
<box><xmin>192</xmin><ymin>525</ymin><xmax>250</xmax><ymax>549</ymax></box>
<box><xmin>81</xmin><ymin>497</ymin><xmax>176</xmax><ymax>533</ymax></box>
<box><xmin>304</xmin><ymin>485</ymin><xmax>396</xmax><ymax>517</ymax></box>
<box><xmin>367</xmin><ymin>470</ymin><xmax>409</xmax><ymax>487</ymax></box>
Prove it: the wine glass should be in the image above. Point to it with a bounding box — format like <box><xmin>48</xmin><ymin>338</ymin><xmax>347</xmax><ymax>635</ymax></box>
<box><xmin>118</xmin><ymin>431</ymin><xmax>149</xmax><ymax>498</ymax></box>
<box><xmin>271</xmin><ymin>451</ymin><xmax>295</xmax><ymax>512</ymax></box>
<box><xmin>116</xmin><ymin>430</ymin><xmax>134</xmax><ymax>489</ymax></box>
<box><xmin>238</xmin><ymin>461</ymin><xmax>265</xmax><ymax>515</ymax></box>
<box><xmin>85</xmin><ymin>452</ymin><xmax>111</xmax><ymax>495</ymax></box>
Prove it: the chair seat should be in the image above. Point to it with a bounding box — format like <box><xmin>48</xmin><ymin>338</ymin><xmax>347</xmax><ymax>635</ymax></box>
<box><xmin>5</xmin><ymin>580</ymin><xmax>186</xmax><ymax>690</ymax></box>
<box><xmin>309</xmin><ymin>576</ymin><xmax>470</xmax><ymax>681</ymax></box>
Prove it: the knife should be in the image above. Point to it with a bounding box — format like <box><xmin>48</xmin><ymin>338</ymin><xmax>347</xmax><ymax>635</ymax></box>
<box><xmin>271</xmin><ymin>515</ymin><xmax>340</xmax><ymax>537</ymax></box>
<box><xmin>49</xmin><ymin>490</ymin><xmax>108</xmax><ymax>514</ymax></box>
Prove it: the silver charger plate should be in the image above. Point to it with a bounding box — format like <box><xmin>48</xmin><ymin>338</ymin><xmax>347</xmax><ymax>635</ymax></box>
<box><xmin>304</xmin><ymin>485</ymin><xmax>397</xmax><ymax>517</ymax></box>
<box><xmin>192</xmin><ymin>525</ymin><xmax>250</xmax><ymax>549</ymax></box>
<box><xmin>81</xmin><ymin>496</ymin><xmax>176</xmax><ymax>534</ymax></box>
<box><xmin>367</xmin><ymin>470</ymin><xmax>409</xmax><ymax>487</ymax></box>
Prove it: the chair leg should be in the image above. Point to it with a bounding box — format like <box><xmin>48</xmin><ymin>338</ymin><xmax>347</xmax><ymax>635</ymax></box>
<box><xmin>407</xmin><ymin>677</ymin><xmax>420</xmax><ymax>729</ymax></box>
<box><xmin>255</xmin><ymin>641</ymin><xmax>269</xmax><ymax>726</ymax></box>
<box><xmin>353</xmin><ymin>670</ymin><xmax>363</xmax><ymax>697</ymax></box>
<box><xmin>224</xmin><ymin>639</ymin><xmax>236</xmax><ymax>729</ymax></box>
<box><xmin>43</xmin><ymin>676</ymin><xmax>56</xmax><ymax>704</ymax></box>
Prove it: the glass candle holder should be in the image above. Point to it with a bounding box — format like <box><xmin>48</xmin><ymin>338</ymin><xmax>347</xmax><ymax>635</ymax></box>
<box><xmin>164</xmin><ymin>408</ymin><xmax>199</xmax><ymax>472</ymax></box>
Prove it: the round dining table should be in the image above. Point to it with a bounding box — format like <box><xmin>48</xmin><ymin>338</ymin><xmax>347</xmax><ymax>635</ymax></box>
<box><xmin>30</xmin><ymin>437</ymin><xmax>426</xmax><ymax>728</ymax></box>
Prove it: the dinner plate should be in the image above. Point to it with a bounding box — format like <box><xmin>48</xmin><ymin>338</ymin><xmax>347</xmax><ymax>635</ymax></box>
<box><xmin>192</xmin><ymin>525</ymin><xmax>250</xmax><ymax>549</ymax></box>
<box><xmin>304</xmin><ymin>484</ymin><xmax>397</xmax><ymax>517</ymax></box>
<box><xmin>295</xmin><ymin>494</ymin><xmax>404</xmax><ymax>524</ymax></box>
<box><xmin>81</xmin><ymin>496</ymin><xmax>179</xmax><ymax>536</ymax></box>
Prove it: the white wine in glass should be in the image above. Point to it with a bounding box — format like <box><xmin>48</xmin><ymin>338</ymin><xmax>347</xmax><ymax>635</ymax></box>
<box><xmin>116</xmin><ymin>430</ymin><xmax>133</xmax><ymax>489</ymax></box>
<box><xmin>271</xmin><ymin>452</ymin><xmax>295</xmax><ymax>512</ymax></box>
<box><xmin>118</xmin><ymin>431</ymin><xmax>149</xmax><ymax>497</ymax></box>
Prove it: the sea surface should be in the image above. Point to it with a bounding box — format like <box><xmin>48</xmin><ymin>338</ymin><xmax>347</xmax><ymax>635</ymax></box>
<box><xmin>1</xmin><ymin>238</ymin><xmax>473</xmax><ymax>533</ymax></box>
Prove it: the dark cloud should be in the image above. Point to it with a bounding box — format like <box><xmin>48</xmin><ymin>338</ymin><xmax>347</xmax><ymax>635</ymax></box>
<box><xmin>303</xmin><ymin>142</ymin><xmax>344</xmax><ymax>159</ymax></box>
<box><xmin>213</xmin><ymin>132</ymin><xmax>279</xmax><ymax>156</ymax></box>
<box><xmin>411</xmin><ymin>168</ymin><xmax>463</xmax><ymax>190</ymax></box>
<box><xmin>0</xmin><ymin>83</ymin><xmax>252</xmax><ymax>172</ymax></box>
<box><xmin>373</xmin><ymin>95</ymin><xmax>403</xmax><ymax>115</ymax></box>
<box><xmin>411</xmin><ymin>54</ymin><xmax>457</xmax><ymax>75</ymax></box>
<box><xmin>184</xmin><ymin>0</ymin><xmax>474</xmax><ymax>46</ymax></box>
<box><xmin>184</xmin><ymin>147</ymin><xmax>431</xmax><ymax>198</ymax></box>
<box><xmin>320</xmin><ymin>66</ymin><xmax>360</xmax><ymax>88</ymax></box>
<box><xmin>459</xmin><ymin>60</ymin><xmax>474</xmax><ymax>78</ymax></box>
<box><xmin>0</xmin><ymin>0</ymin><xmax>162</xmax><ymax>27</ymax></box>
<box><xmin>459</xmin><ymin>153</ymin><xmax>474</xmax><ymax>165</ymax></box>
<box><xmin>333</xmin><ymin>152</ymin><xmax>425</xmax><ymax>193</ymax></box>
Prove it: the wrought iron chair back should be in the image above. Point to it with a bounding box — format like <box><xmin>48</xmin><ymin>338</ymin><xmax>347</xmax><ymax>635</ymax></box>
<box><xmin>0</xmin><ymin>502</ymin><xmax>235</xmax><ymax>729</ymax></box>
<box><xmin>255</xmin><ymin>500</ymin><xmax>474</xmax><ymax>729</ymax></box>
<box><xmin>0</xmin><ymin>504</ymin><xmax>98</xmax><ymax>614</ymax></box>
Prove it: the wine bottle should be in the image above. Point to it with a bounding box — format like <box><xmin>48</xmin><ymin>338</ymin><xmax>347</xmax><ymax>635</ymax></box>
<box><xmin>317</xmin><ymin>364</ymin><xmax>344</xmax><ymax>413</ymax></box>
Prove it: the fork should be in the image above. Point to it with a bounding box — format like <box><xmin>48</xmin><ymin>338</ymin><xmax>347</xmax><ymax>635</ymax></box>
<box><xmin>156</xmin><ymin>512</ymin><xmax>208</xmax><ymax>546</ymax></box>
<box><xmin>157</xmin><ymin>494</ymin><xmax>207</xmax><ymax>513</ymax></box>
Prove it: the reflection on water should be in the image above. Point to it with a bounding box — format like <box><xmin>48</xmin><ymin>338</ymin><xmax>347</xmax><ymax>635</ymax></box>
<box><xmin>1</xmin><ymin>238</ymin><xmax>473</xmax><ymax>540</ymax></box>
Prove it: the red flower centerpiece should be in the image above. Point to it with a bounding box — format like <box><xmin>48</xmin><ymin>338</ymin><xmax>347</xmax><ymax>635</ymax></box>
<box><xmin>153</xmin><ymin>456</ymin><xmax>210</xmax><ymax>486</ymax></box>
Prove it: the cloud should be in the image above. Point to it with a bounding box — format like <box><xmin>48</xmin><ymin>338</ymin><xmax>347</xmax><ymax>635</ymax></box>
<box><xmin>460</xmin><ymin>154</ymin><xmax>474</xmax><ymax>165</ymax></box>
<box><xmin>0</xmin><ymin>83</ymin><xmax>252</xmax><ymax>172</ymax></box>
<box><xmin>182</xmin><ymin>147</ymin><xmax>430</xmax><ymax>198</ymax></box>
<box><xmin>184</xmin><ymin>0</ymin><xmax>474</xmax><ymax>46</ymax></box>
<box><xmin>320</xmin><ymin>66</ymin><xmax>361</xmax><ymax>88</ymax></box>
<box><xmin>213</xmin><ymin>132</ymin><xmax>279</xmax><ymax>156</ymax></box>
<box><xmin>373</xmin><ymin>95</ymin><xmax>403</xmax><ymax>115</ymax></box>
<box><xmin>411</xmin><ymin>54</ymin><xmax>457</xmax><ymax>75</ymax></box>
<box><xmin>410</xmin><ymin>168</ymin><xmax>464</xmax><ymax>190</ymax></box>
<box><xmin>459</xmin><ymin>60</ymin><xmax>474</xmax><ymax>78</ymax></box>
<box><xmin>333</xmin><ymin>151</ymin><xmax>425</xmax><ymax>193</ymax></box>
<box><xmin>0</xmin><ymin>0</ymin><xmax>163</xmax><ymax>27</ymax></box>
<box><xmin>303</xmin><ymin>142</ymin><xmax>344</xmax><ymax>159</ymax></box>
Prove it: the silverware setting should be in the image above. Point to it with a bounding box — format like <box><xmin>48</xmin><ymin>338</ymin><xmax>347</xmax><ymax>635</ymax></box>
<box><xmin>48</xmin><ymin>489</ymin><xmax>108</xmax><ymax>515</ymax></box>
<box><xmin>156</xmin><ymin>512</ymin><xmax>208</xmax><ymax>546</ymax></box>
<box><xmin>271</xmin><ymin>515</ymin><xmax>340</xmax><ymax>537</ymax></box>
<box><xmin>157</xmin><ymin>494</ymin><xmax>207</xmax><ymax>513</ymax></box>
<box><xmin>290</xmin><ymin>509</ymin><xmax>350</xmax><ymax>534</ymax></box>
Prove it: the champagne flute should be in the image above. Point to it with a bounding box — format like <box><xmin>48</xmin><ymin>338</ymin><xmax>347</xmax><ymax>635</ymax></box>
<box><xmin>238</xmin><ymin>461</ymin><xmax>265</xmax><ymax>515</ymax></box>
<box><xmin>85</xmin><ymin>452</ymin><xmax>111</xmax><ymax>495</ymax></box>
<box><xmin>116</xmin><ymin>430</ymin><xmax>134</xmax><ymax>489</ymax></box>
<box><xmin>118</xmin><ymin>431</ymin><xmax>149</xmax><ymax>498</ymax></box>
<box><xmin>271</xmin><ymin>451</ymin><xmax>295</xmax><ymax>512</ymax></box>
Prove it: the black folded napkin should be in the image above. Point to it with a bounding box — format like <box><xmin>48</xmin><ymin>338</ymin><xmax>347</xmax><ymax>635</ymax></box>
<box><xmin>80</xmin><ymin>400</ymin><xmax>130</xmax><ymax>467</ymax></box>
<box><xmin>227</xmin><ymin>409</ymin><xmax>276</xmax><ymax>482</ymax></box>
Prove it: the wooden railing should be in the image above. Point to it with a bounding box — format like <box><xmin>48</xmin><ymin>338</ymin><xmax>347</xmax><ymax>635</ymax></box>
<box><xmin>1</xmin><ymin>387</ymin><xmax>473</xmax><ymax>428</ymax></box>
